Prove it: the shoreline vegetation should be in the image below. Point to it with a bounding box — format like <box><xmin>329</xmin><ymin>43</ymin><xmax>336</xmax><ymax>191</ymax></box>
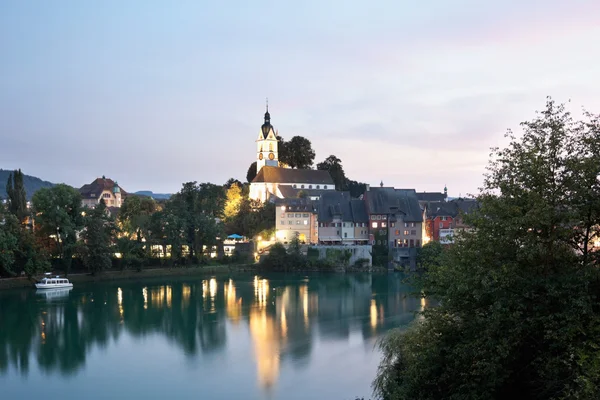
<box><xmin>0</xmin><ymin>262</ymin><xmax>388</xmax><ymax>290</ymax></box>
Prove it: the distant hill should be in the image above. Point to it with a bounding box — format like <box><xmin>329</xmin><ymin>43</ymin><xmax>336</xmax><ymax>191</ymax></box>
<box><xmin>134</xmin><ymin>191</ymin><xmax>172</xmax><ymax>200</ymax></box>
<box><xmin>0</xmin><ymin>169</ymin><xmax>56</xmax><ymax>200</ymax></box>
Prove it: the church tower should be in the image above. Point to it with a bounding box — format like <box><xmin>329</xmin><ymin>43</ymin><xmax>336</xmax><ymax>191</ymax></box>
<box><xmin>256</xmin><ymin>100</ymin><xmax>279</xmax><ymax>173</ymax></box>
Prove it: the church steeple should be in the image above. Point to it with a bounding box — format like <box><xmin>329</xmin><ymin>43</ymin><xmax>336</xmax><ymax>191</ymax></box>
<box><xmin>256</xmin><ymin>99</ymin><xmax>279</xmax><ymax>173</ymax></box>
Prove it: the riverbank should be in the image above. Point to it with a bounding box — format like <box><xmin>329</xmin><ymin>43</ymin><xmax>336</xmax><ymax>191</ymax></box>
<box><xmin>0</xmin><ymin>264</ymin><xmax>389</xmax><ymax>290</ymax></box>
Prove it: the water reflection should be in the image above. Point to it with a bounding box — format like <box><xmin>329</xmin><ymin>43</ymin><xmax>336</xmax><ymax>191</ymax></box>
<box><xmin>0</xmin><ymin>273</ymin><xmax>422</xmax><ymax>393</ymax></box>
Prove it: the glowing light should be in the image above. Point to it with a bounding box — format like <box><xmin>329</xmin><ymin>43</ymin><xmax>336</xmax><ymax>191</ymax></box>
<box><xmin>209</xmin><ymin>278</ymin><xmax>217</xmax><ymax>299</ymax></box>
<box><xmin>301</xmin><ymin>285</ymin><xmax>309</xmax><ymax>327</ymax></box>
<box><xmin>254</xmin><ymin>276</ymin><xmax>269</xmax><ymax>307</ymax></box>
<box><xmin>280</xmin><ymin>206</ymin><xmax>286</xmax><ymax>211</ymax></box>
<box><xmin>166</xmin><ymin>285</ymin><xmax>172</xmax><ymax>308</ymax></box>
<box><xmin>117</xmin><ymin>287</ymin><xmax>124</xmax><ymax>319</ymax></box>
<box><xmin>249</xmin><ymin>308</ymin><xmax>280</xmax><ymax>390</ymax></box>
<box><xmin>281</xmin><ymin>307</ymin><xmax>287</xmax><ymax>337</ymax></box>
<box><xmin>182</xmin><ymin>284</ymin><xmax>191</xmax><ymax>307</ymax></box>
<box><xmin>370</xmin><ymin>299</ymin><xmax>378</xmax><ymax>329</ymax></box>
<box><xmin>143</xmin><ymin>287</ymin><xmax>148</xmax><ymax>309</ymax></box>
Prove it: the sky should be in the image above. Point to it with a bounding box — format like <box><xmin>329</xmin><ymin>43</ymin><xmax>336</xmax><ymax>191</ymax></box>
<box><xmin>1</xmin><ymin>0</ymin><xmax>599</xmax><ymax>196</ymax></box>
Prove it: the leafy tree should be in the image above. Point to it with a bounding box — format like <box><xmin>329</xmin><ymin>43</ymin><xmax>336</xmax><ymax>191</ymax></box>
<box><xmin>280</xmin><ymin>136</ymin><xmax>315</xmax><ymax>169</ymax></box>
<box><xmin>0</xmin><ymin>206</ymin><xmax>18</xmax><ymax>276</ymax></box>
<box><xmin>374</xmin><ymin>99</ymin><xmax>600</xmax><ymax>400</ymax></box>
<box><xmin>346</xmin><ymin>179</ymin><xmax>367</xmax><ymax>198</ymax></box>
<box><xmin>5</xmin><ymin>169</ymin><xmax>28</xmax><ymax>222</ymax></box>
<box><xmin>317</xmin><ymin>155</ymin><xmax>348</xmax><ymax>191</ymax></box>
<box><xmin>416</xmin><ymin>241</ymin><xmax>444</xmax><ymax>270</ymax></box>
<box><xmin>82</xmin><ymin>200</ymin><xmax>116</xmax><ymax>275</ymax></box>
<box><xmin>31</xmin><ymin>184</ymin><xmax>83</xmax><ymax>274</ymax></box>
<box><xmin>246</xmin><ymin>162</ymin><xmax>257</xmax><ymax>182</ymax></box>
<box><xmin>223</xmin><ymin>183</ymin><xmax>243</xmax><ymax>221</ymax></box>
<box><xmin>118</xmin><ymin>196</ymin><xmax>157</xmax><ymax>243</ymax></box>
<box><xmin>224</xmin><ymin>178</ymin><xmax>243</xmax><ymax>189</ymax></box>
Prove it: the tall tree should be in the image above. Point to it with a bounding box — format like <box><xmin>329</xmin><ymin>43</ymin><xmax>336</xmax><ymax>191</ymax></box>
<box><xmin>82</xmin><ymin>200</ymin><xmax>116</xmax><ymax>275</ymax></box>
<box><xmin>223</xmin><ymin>183</ymin><xmax>243</xmax><ymax>222</ymax></box>
<box><xmin>280</xmin><ymin>136</ymin><xmax>315</xmax><ymax>169</ymax></box>
<box><xmin>317</xmin><ymin>155</ymin><xmax>347</xmax><ymax>191</ymax></box>
<box><xmin>32</xmin><ymin>184</ymin><xmax>83</xmax><ymax>274</ymax></box>
<box><xmin>5</xmin><ymin>169</ymin><xmax>28</xmax><ymax>222</ymax></box>
<box><xmin>0</xmin><ymin>205</ymin><xmax>18</xmax><ymax>276</ymax></box>
<box><xmin>374</xmin><ymin>99</ymin><xmax>600</xmax><ymax>399</ymax></box>
<box><xmin>224</xmin><ymin>178</ymin><xmax>243</xmax><ymax>189</ymax></box>
<box><xmin>118</xmin><ymin>196</ymin><xmax>157</xmax><ymax>243</ymax></box>
<box><xmin>246</xmin><ymin>161</ymin><xmax>257</xmax><ymax>183</ymax></box>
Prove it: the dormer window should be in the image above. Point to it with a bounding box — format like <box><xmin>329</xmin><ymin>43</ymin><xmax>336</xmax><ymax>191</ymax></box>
<box><xmin>324</xmin><ymin>185</ymin><xmax>328</xmax><ymax>189</ymax></box>
<box><xmin>316</xmin><ymin>185</ymin><xmax>320</xmax><ymax>189</ymax></box>
<box><xmin>309</xmin><ymin>185</ymin><xmax>312</xmax><ymax>189</ymax></box>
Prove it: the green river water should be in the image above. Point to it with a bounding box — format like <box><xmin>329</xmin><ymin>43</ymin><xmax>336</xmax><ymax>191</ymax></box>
<box><xmin>0</xmin><ymin>272</ymin><xmax>424</xmax><ymax>399</ymax></box>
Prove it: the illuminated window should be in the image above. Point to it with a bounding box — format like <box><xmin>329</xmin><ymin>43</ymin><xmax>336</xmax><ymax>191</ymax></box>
<box><xmin>403</xmin><ymin>230</ymin><xmax>409</xmax><ymax>235</ymax></box>
<box><xmin>382</xmin><ymin>222</ymin><xmax>387</xmax><ymax>228</ymax></box>
<box><xmin>304</xmin><ymin>220</ymin><xmax>308</xmax><ymax>225</ymax></box>
<box><xmin>372</xmin><ymin>222</ymin><xmax>378</xmax><ymax>228</ymax></box>
<box><xmin>395</xmin><ymin>230</ymin><xmax>400</xmax><ymax>235</ymax></box>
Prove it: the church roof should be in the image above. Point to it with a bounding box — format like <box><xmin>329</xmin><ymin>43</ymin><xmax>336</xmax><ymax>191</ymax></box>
<box><xmin>277</xmin><ymin>186</ymin><xmax>331</xmax><ymax>198</ymax></box>
<box><xmin>252</xmin><ymin>166</ymin><xmax>334</xmax><ymax>185</ymax></box>
<box><xmin>79</xmin><ymin>177</ymin><xmax>127</xmax><ymax>199</ymax></box>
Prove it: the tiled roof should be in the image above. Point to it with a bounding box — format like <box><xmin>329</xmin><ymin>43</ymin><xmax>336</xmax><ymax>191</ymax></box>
<box><xmin>252</xmin><ymin>166</ymin><xmax>334</xmax><ymax>185</ymax></box>
<box><xmin>350</xmin><ymin>199</ymin><xmax>369</xmax><ymax>223</ymax></box>
<box><xmin>364</xmin><ymin>188</ymin><xmax>423</xmax><ymax>222</ymax></box>
<box><xmin>79</xmin><ymin>178</ymin><xmax>127</xmax><ymax>199</ymax></box>
<box><xmin>318</xmin><ymin>191</ymin><xmax>352</xmax><ymax>222</ymax></box>
<box><xmin>275</xmin><ymin>197</ymin><xmax>317</xmax><ymax>212</ymax></box>
<box><xmin>416</xmin><ymin>192</ymin><xmax>446</xmax><ymax>202</ymax></box>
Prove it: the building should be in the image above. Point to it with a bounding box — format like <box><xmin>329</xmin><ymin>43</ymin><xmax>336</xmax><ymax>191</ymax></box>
<box><xmin>364</xmin><ymin>187</ymin><xmax>425</xmax><ymax>247</ymax></box>
<box><xmin>275</xmin><ymin>198</ymin><xmax>318</xmax><ymax>244</ymax></box>
<box><xmin>79</xmin><ymin>176</ymin><xmax>126</xmax><ymax>211</ymax></box>
<box><xmin>425</xmin><ymin>198</ymin><xmax>479</xmax><ymax>243</ymax></box>
<box><xmin>317</xmin><ymin>191</ymin><xmax>369</xmax><ymax>244</ymax></box>
<box><xmin>249</xmin><ymin>106</ymin><xmax>335</xmax><ymax>202</ymax></box>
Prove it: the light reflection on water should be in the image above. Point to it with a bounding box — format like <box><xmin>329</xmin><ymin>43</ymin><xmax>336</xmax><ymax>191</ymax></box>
<box><xmin>0</xmin><ymin>273</ymin><xmax>423</xmax><ymax>400</ymax></box>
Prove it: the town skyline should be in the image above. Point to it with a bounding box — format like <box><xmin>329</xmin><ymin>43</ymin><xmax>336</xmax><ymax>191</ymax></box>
<box><xmin>1</xmin><ymin>0</ymin><xmax>599</xmax><ymax>195</ymax></box>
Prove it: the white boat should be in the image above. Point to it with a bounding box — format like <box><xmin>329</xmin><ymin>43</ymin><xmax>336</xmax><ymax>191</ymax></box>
<box><xmin>35</xmin><ymin>275</ymin><xmax>73</xmax><ymax>289</ymax></box>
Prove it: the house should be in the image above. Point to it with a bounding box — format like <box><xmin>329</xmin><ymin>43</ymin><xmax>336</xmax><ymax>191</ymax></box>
<box><xmin>364</xmin><ymin>187</ymin><xmax>425</xmax><ymax>248</ymax></box>
<box><xmin>79</xmin><ymin>176</ymin><xmax>126</xmax><ymax>216</ymax></box>
<box><xmin>275</xmin><ymin>198</ymin><xmax>318</xmax><ymax>244</ymax></box>
<box><xmin>317</xmin><ymin>191</ymin><xmax>369</xmax><ymax>245</ymax></box>
<box><xmin>425</xmin><ymin>198</ymin><xmax>479</xmax><ymax>243</ymax></box>
<box><xmin>248</xmin><ymin>105</ymin><xmax>335</xmax><ymax>202</ymax></box>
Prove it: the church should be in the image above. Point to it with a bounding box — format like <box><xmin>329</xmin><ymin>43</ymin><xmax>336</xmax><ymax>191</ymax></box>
<box><xmin>249</xmin><ymin>105</ymin><xmax>335</xmax><ymax>202</ymax></box>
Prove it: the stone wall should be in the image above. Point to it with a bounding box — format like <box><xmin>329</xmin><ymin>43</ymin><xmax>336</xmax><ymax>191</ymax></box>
<box><xmin>309</xmin><ymin>245</ymin><xmax>372</xmax><ymax>267</ymax></box>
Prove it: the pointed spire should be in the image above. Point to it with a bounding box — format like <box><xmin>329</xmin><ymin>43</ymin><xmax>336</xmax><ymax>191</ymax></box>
<box><xmin>380</xmin><ymin>180</ymin><xmax>384</xmax><ymax>187</ymax></box>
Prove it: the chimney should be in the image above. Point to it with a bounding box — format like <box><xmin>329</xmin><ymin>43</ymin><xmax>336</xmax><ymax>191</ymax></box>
<box><xmin>366</xmin><ymin>184</ymin><xmax>370</xmax><ymax>192</ymax></box>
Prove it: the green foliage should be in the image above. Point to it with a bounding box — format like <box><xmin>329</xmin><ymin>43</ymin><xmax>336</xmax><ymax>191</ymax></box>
<box><xmin>374</xmin><ymin>99</ymin><xmax>600</xmax><ymax>400</ymax></box>
<box><xmin>306</xmin><ymin>247</ymin><xmax>319</xmax><ymax>261</ymax></box>
<box><xmin>31</xmin><ymin>184</ymin><xmax>83</xmax><ymax>273</ymax></box>
<box><xmin>82</xmin><ymin>200</ymin><xmax>116</xmax><ymax>275</ymax></box>
<box><xmin>317</xmin><ymin>155</ymin><xmax>347</xmax><ymax>190</ymax></box>
<box><xmin>5</xmin><ymin>169</ymin><xmax>28</xmax><ymax>222</ymax></box>
<box><xmin>118</xmin><ymin>195</ymin><xmax>157</xmax><ymax>244</ymax></box>
<box><xmin>353</xmin><ymin>257</ymin><xmax>370</xmax><ymax>268</ymax></box>
<box><xmin>279</xmin><ymin>136</ymin><xmax>315</xmax><ymax>169</ymax></box>
<box><xmin>246</xmin><ymin>161</ymin><xmax>257</xmax><ymax>183</ymax></box>
<box><xmin>416</xmin><ymin>241</ymin><xmax>444</xmax><ymax>271</ymax></box>
<box><xmin>325</xmin><ymin>248</ymin><xmax>353</xmax><ymax>266</ymax></box>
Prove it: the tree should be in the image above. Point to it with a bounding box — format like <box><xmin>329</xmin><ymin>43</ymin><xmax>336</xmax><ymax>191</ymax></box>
<box><xmin>224</xmin><ymin>178</ymin><xmax>243</xmax><ymax>189</ymax></box>
<box><xmin>5</xmin><ymin>169</ymin><xmax>28</xmax><ymax>222</ymax></box>
<box><xmin>374</xmin><ymin>99</ymin><xmax>600</xmax><ymax>399</ymax></box>
<box><xmin>246</xmin><ymin>162</ymin><xmax>257</xmax><ymax>183</ymax></box>
<box><xmin>32</xmin><ymin>184</ymin><xmax>84</xmax><ymax>274</ymax></box>
<box><xmin>82</xmin><ymin>200</ymin><xmax>116</xmax><ymax>275</ymax></box>
<box><xmin>280</xmin><ymin>136</ymin><xmax>315</xmax><ymax>169</ymax></box>
<box><xmin>223</xmin><ymin>183</ymin><xmax>243</xmax><ymax>221</ymax></box>
<box><xmin>346</xmin><ymin>179</ymin><xmax>367</xmax><ymax>198</ymax></box>
<box><xmin>118</xmin><ymin>196</ymin><xmax>157</xmax><ymax>243</ymax></box>
<box><xmin>317</xmin><ymin>155</ymin><xmax>347</xmax><ymax>191</ymax></box>
<box><xmin>0</xmin><ymin>205</ymin><xmax>18</xmax><ymax>276</ymax></box>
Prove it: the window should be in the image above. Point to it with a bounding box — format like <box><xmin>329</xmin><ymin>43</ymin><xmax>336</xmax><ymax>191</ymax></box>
<box><xmin>404</xmin><ymin>239</ymin><xmax>409</xmax><ymax>247</ymax></box>
<box><xmin>316</xmin><ymin>185</ymin><xmax>320</xmax><ymax>189</ymax></box>
<box><xmin>380</xmin><ymin>230</ymin><xmax>386</xmax><ymax>236</ymax></box>
<box><xmin>281</xmin><ymin>220</ymin><xmax>285</xmax><ymax>225</ymax></box>
<box><xmin>381</xmin><ymin>222</ymin><xmax>387</xmax><ymax>228</ymax></box>
<box><xmin>304</xmin><ymin>220</ymin><xmax>308</xmax><ymax>225</ymax></box>
<box><xmin>411</xmin><ymin>230</ymin><xmax>416</xmax><ymax>235</ymax></box>
<box><xmin>287</xmin><ymin>214</ymin><xmax>293</xmax><ymax>218</ymax></box>
<box><xmin>372</xmin><ymin>222</ymin><xmax>378</xmax><ymax>228</ymax></box>
<box><xmin>296</xmin><ymin>221</ymin><xmax>301</xmax><ymax>225</ymax></box>
<box><xmin>416</xmin><ymin>240</ymin><xmax>421</xmax><ymax>247</ymax></box>
<box><xmin>344</xmin><ymin>232</ymin><xmax>347</xmax><ymax>238</ymax></box>
<box><xmin>324</xmin><ymin>185</ymin><xmax>328</xmax><ymax>189</ymax></box>
<box><xmin>395</xmin><ymin>230</ymin><xmax>400</xmax><ymax>235</ymax></box>
<box><xmin>391</xmin><ymin>222</ymin><xmax>395</xmax><ymax>227</ymax></box>
<box><xmin>302</xmin><ymin>213</ymin><xmax>309</xmax><ymax>217</ymax></box>
<box><xmin>293</xmin><ymin>185</ymin><xmax>297</xmax><ymax>188</ymax></box>
<box><xmin>404</xmin><ymin>222</ymin><xmax>409</xmax><ymax>228</ymax></box>
<box><xmin>301</xmin><ymin>185</ymin><xmax>305</xmax><ymax>189</ymax></box>
<box><xmin>371</xmin><ymin>215</ymin><xmax>376</xmax><ymax>220</ymax></box>
<box><xmin>337</xmin><ymin>230</ymin><xmax>340</xmax><ymax>235</ymax></box>
<box><xmin>103</xmin><ymin>193</ymin><xmax>111</xmax><ymax>199</ymax></box>
<box><xmin>411</xmin><ymin>223</ymin><xmax>416</xmax><ymax>228</ymax></box>
<box><xmin>440</xmin><ymin>222</ymin><xmax>444</xmax><ymax>228</ymax></box>
<box><xmin>441</xmin><ymin>216</ymin><xmax>447</xmax><ymax>221</ymax></box>
<box><xmin>309</xmin><ymin>185</ymin><xmax>312</xmax><ymax>189</ymax></box>
<box><xmin>377</xmin><ymin>215</ymin><xmax>382</xmax><ymax>220</ymax></box>
<box><xmin>409</xmin><ymin>239</ymin><xmax>415</xmax><ymax>247</ymax></box>
<box><xmin>289</xmin><ymin>221</ymin><xmax>293</xmax><ymax>225</ymax></box>
<box><xmin>295</xmin><ymin>213</ymin><xmax>301</xmax><ymax>218</ymax></box>
<box><xmin>343</xmin><ymin>223</ymin><xmax>346</xmax><ymax>227</ymax></box>
<box><xmin>403</xmin><ymin>230</ymin><xmax>409</xmax><ymax>235</ymax></box>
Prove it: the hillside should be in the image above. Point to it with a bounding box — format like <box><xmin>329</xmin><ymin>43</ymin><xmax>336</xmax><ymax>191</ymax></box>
<box><xmin>0</xmin><ymin>169</ymin><xmax>55</xmax><ymax>200</ymax></box>
<box><xmin>134</xmin><ymin>191</ymin><xmax>172</xmax><ymax>200</ymax></box>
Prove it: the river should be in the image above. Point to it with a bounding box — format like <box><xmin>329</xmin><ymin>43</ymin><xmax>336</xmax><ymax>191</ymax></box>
<box><xmin>0</xmin><ymin>272</ymin><xmax>424</xmax><ymax>399</ymax></box>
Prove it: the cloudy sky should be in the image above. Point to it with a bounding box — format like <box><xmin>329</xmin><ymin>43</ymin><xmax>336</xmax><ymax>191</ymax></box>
<box><xmin>1</xmin><ymin>0</ymin><xmax>599</xmax><ymax>196</ymax></box>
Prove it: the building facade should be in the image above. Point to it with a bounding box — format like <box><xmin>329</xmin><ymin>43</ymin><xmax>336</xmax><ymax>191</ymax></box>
<box><xmin>79</xmin><ymin>177</ymin><xmax>126</xmax><ymax>209</ymax></box>
<box><xmin>317</xmin><ymin>191</ymin><xmax>369</xmax><ymax>245</ymax></box>
<box><xmin>275</xmin><ymin>198</ymin><xmax>318</xmax><ymax>244</ymax></box>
